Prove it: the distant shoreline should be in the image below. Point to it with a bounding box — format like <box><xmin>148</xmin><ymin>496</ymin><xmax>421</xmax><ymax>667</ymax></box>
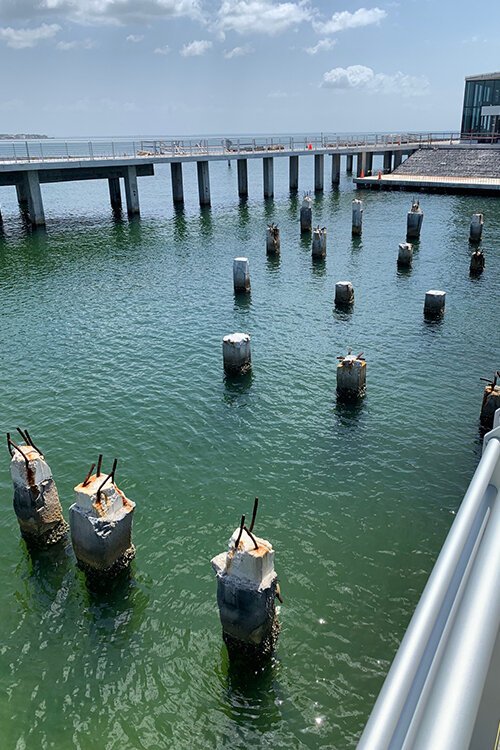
<box><xmin>0</xmin><ymin>134</ymin><xmax>49</xmax><ymax>140</ymax></box>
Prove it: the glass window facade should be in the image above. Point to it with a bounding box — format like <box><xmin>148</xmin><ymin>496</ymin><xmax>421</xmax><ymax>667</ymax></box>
<box><xmin>461</xmin><ymin>76</ymin><xmax>500</xmax><ymax>140</ymax></box>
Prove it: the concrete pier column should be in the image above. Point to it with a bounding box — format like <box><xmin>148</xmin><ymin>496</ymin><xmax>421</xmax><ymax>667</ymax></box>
<box><xmin>197</xmin><ymin>160</ymin><xmax>211</xmax><ymax>206</ymax></box>
<box><xmin>398</xmin><ymin>242</ymin><xmax>413</xmax><ymax>268</ymax></box>
<box><xmin>16</xmin><ymin>180</ymin><xmax>29</xmax><ymax>212</ymax></box>
<box><xmin>346</xmin><ymin>154</ymin><xmax>353</xmax><ymax>174</ymax></box>
<box><xmin>237</xmin><ymin>159</ymin><xmax>248</xmax><ymax>198</ymax></box>
<box><xmin>233</xmin><ymin>257</ymin><xmax>250</xmax><ymax>293</ymax></box>
<box><xmin>470</xmin><ymin>250</ymin><xmax>485</xmax><ymax>275</ymax></box>
<box><xmin>289</xmin><ymin>155</ymin><xmax>299</xmax><ymax>191</ymax></box>
<box><xmin>23</xmin><ymin>171</ymin><xmax>45</xmax><ymax>226</ymax></box>
<box><xmin>312</xmin><ymin>226</ymin><xmax>327</xmax><ymax>258</ymax></box>
<box><xmin>356</xmin><ymin>152</ymin><xmax>367</xmax><ymax>177</ymax></box>
<box><xmin>331</xmin><ymin>154</ymin><xmax>341</xmax><ymax>186</ymax></box>
<box><xmin>337</xmin><ymin>351</ymin><xmax>366</xmax><ymax>400</ymax></box>
<box><xmin>223</xmin><ymin>333</ymin><xmax>251</xmax><ymax>374</ymax></box>
<box><xmin>335</xmin><ymin>281</ymin><xmax>354</xmax><ymax>308</ymax></box>
<box><xmin>69</xmin><ymin>458</ymin><xmax>136</xmax><ymax>579</ymax></box>
<box><xmin>263</xmin><ymin>157</ymin><xmax>274</xmax><ymax>198</ymax></box>
<box><xmin>170</xmin><ymin>162</ymin><xmax>184</xmax><ymax>204</ymax></box>
<box><xmin>266</xmin><ymin>223</ymin><xmax>280</xmax><ymax>255</ymax></box>
<box><xmin>352</xmin><ymin>199</ymin><xmax>363</xmax><ymax>236</ymax></box>
<box><xmin>365</xmin><ymin>152</ymin><xmax>373</xmax><ymax>176</ymax></box>
<box><xmin>424</xmin><ymin>290</ymin><xmax>446</xmax><ymax>319</ymax></box>
<box><xmin>407</xmin><ymin>200</ymin><xmax>424</xmax><ymax>239</ymax></box>
<box><xmin>314</xmin><ymin>154</ymin><xmax>324</xmax><ymax>191</ymax></box>
<box><xmin>469</xmin><ymin>213</ymin><xmax>484</xmax><ymax>243</ymax></box>
<box><xmin>393</xmin><ymin>151</ymin><xmax>403</xmax><ymax>169</ymax></box>
<box><xmin>300</xmin><ymin>195</ymin><xmax>312</xmax><ymax>233</ymax></box>
<box><xmin>8</xmin><ymin>433</ymin><xmax>68</xmax><ymax>547</ymax></box>
<box><xmin>124</xmin><ymin>166</ymin><xmax>140</xmax><ymax>216</ymax></box>
<box><xmin>383</xmin><ymin>151</ymin><xmax>393</xmax><ymax>173</ymax></box>
<box><xmin>108</xmin><ymin>177</ymin><xmax>122</xmax><ymax>210</ymax></box>
<box><xmin>211</xmin><ymin>501</ymin><xmax>280</xmax><ymax>660</ymax></box>
<box><xmin>480</xmin><ymin>380</ymin><xmax>500</xmax><ymax>429</ymax></box>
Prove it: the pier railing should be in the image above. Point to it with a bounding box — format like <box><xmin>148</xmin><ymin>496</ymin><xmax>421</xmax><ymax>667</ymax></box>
<box><xmin>0</xmin><ymin>132</ymin><xmax>476</xmax><ymax>165</ymax></box>
<box><xmin>357</xmin><ymin>409</ymin><xmax>500</xmax><ymax>750</ymax></box>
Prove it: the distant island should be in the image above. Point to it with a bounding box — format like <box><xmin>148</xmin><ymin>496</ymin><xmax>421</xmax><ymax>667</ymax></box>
<box><xmin>0</xmin><ymin>133</ymin><xmax>49</xmax><ymax>140</ymax></box>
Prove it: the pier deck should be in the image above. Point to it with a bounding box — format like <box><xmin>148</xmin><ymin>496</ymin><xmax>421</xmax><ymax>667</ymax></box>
<box><xmin>354</xmin><ymin>173</ymin><xmax>500</xmax><ymax>194</ymax></box>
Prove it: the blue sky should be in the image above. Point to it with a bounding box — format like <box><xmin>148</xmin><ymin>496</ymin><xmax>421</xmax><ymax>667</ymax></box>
<box><xmin>0</xmin><ymin>0</ymin><xmax>498</xmax><ymax>136</ymax></box>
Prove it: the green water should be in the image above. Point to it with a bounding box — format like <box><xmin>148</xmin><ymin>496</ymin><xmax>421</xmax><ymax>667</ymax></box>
<box><xmin>0</xmin><ymin>157</ymin><xmax>498</xmax><ymax>749</ymax></box>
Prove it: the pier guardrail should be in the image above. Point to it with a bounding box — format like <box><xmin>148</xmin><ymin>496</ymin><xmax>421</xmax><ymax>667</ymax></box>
<box><xmin>357</xmin><ymin>409</ymin><xmax>500</xmax><ymax>750</ymax></box>
<box><xmin>0</xmin><ymin>132</ymin><xmax>474</xmax><ymax>165</ymax></box>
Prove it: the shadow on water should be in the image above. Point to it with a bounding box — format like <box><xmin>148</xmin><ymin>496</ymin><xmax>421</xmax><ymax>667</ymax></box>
<box><xmin>333</xmin><ymin>304</ymin><xmax>354</xmax><ymax>321</ymax></box>
<box><xmin>422</xmin><ymin>315</ymin><xmax>445</xmax><ymax>332</ymax></box>
<box><xmin>266</xmin><ymin>253</ymin><xmax>281</xmax><ymax>274</ymax></box>
<box><xmin>172</xmin><ymin>204</ymin><xmax>188</xmax><ymax>244</ymax></box>
<box><xmin>16</xmin><ymin>538</ymin><xmax>74</xmax><ymax>608</ymax></box>
<box><xmin>237</xmin><ymin>198</ymin><xmax>250</xmax><ymax>228</ymax></box>
<box><xmin>128</xmin><ymin>215</ymin><xmax>143</xmax><ymax>246</ymax></box>
<box><xmin>199</xmin><ymin>206</ymin><xmax>214</xmax><ymax>240</ymax></box>
<box><xmin>287</xmin><ymin>194</ymin><xmax>299</xmax><ymax>221</ymax></box>
<box><xmin>396</xmin><ymin>265</ymin><xmax>413</xmax><ymax>279</ymax></box>
<box><xmin>351</xmin><ymin>236</ymin><xmax>363</xmax><ymax>252</ymax></box>
<box><xmin>233</xmin><ymin>290</ymin><xmax>252</xmax><ymax>312</ymax></box>
<box><xmin>334</xmin><ymin>396</ymin><xmax>366</xmax><ymax>429</ymax></box>
<box><xmin>300</xmin><ymin>233</ymin><xmax>311</xmax><ymax>251</ymax></box>
<box><xmin>82</xmin><ymin>565</ymin><xmax>150</xmax><ymax>641</ymax></box>
<box><xmin>311</xmin><ymin>256</ymin><xmax>326</xmax><ymax>277</ymax></box>
<box><xmin>223</xmin><ymin>371</ymin><xmax>253</xmax><ymax>404</ymax></box>
<box><xmin>263</xmin><ymin>198</ymin><xmax>275</xmax><ymax>223</ymax></box>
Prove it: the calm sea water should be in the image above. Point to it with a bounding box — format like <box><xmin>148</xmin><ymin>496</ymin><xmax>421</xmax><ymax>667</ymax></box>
<box><xmin>0</xmin><ymin>155</ymin><xmax>498</xmax><ymax>750</ymax></box>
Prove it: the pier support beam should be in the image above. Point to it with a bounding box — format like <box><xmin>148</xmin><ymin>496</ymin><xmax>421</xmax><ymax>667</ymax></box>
<box><xmin>331</xmin><ymin>154</ymin><xmax>341</xmax><ymax>186</ymax></box>
<box><xmin>263</xmin><ymin>157</ymin><xmax>274</xmax><ymax>198</ymax></box>
<box><xmin>124</xmin><ymin>166</ymin><xmax>140</xmax><ymax>216</ymax></box>
<box><xmin>356</xmin><ymin>152</ymin><xmax>367</xmax><ymax>177</ymax></box>
<box><xmin>108</xmin><ymin>177</ymin><xmax>122</xmax><ymax>210</ymax></box>
<box><xmin>314</xmin><ymin>154</ymin><xmax>324</xmax><ymax>191</ymax></box>
<box><xmin>383</xmin><ymin>151</ymin><xmax>393</xmax><ymax>173</ymax></box>
<box><xmin>170</xmin><ymin>162</ymin><xmax>184</xmax><ymax>204</ymax></box>
<box><xmin>16</xmin><ymin>180</ymin><xmax>29</xmax><ymax>212</ymax></box>
<box><xmin>346</xmin><ymin>154</ymin><xmax>353</xmax><ymax>174</ymax></box>
<box><xmin>365</xmin><ymin>152</ymin><xmax>373</xmax><ymax>176</ymax></box>
<box><xmin>21</xmin><ymin>171</ymin><xmax>45</xmax><ymax>226</ymax></box>
<box><xmin>289</xmin><ymin>155</ymin><xmax>299</xmax><ymax>191</ymax></box>
<box><xmin>393</xmin><ymin>151</ymin><xmax>402</xmax><ymax>169</ymax></box>
<box><xmin>197</xmin><ymin>160</ymin><xmax>211</xmax><ymax>206</ymax></box>
<box><xmin>237</xmin><ymin>159</ymin><xmax>248</xmax><ymax>198</ymax></box>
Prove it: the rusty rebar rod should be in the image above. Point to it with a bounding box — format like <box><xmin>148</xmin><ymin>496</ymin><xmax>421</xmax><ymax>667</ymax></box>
<box><xmin>95</xmin><ymin>471</ymin><xmax>113</xmax><ymax>506</ymax></box>
<box><xmin>243</xmin><ymin>525</ymin><xmax>259</xmax><ymax>550</ymax></box>
<box><xmin>16</xmin><ymin>427</ymin><xmax>29</xmax><ymax>444</ymax></box>
<box><xmin>25</xmin><ymin>431</ymin><xmax>42</xmax><ymax>456</ymax></box>
<box><xmin>249</xmin><ymin>497</ymin><xmax>259</xmax><ymax>533</ymax></box>
<box><xmin>110</xmin><ymin>458</ymin><xmax>118</xmax><ymax>483</ymax></box>
<box><xmin>234</xmin><ymin>515</ymin><xmax>245</xmax><ymax>551</ymax></box>
<box><xmin>82</xmin><ymin>463</ymin><xmax>96</xmax><ymax>487</ymax></box>
<box><xmin>6</xmin><ymin>433</ymin><xmax>13</xmax><ymax>457</ymax></box>
<box><xmin>7</xmin><ymin>437</ymin><xmax>30</xmax><ymax>470</ymax></box>
<box><xmin>96</xmin><ymin>454</ymin><xmax>103</xmax><ymax>477</ymax></box>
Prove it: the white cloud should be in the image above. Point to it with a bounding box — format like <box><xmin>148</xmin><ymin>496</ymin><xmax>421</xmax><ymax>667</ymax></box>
<box><xmin>321</xmin><ymin>65</ymin><xmax>430</xmax><ymax>97</ymax></box>
<box><xmin>304</xmin><ymin>37</ymin><xmax>335</xmax><ymax>54</ymax></box>
<box><xmin>313</xmin><ymin>7</ymin><xmax>386</xmax><ymax>35</ymax></box>
<box><xmin>57</xmin><ymin>37</ymin><xmax>95</xmax><ymax>50</ymax></box>
<box><xmin>216</xmin><ymin>0</ymin><xmax>312</xmax><ymax>36</ymax></box>
<box><xmin>180</xmin><ymin>39</ymin><xmax>212</xmax><ymax>56</ymax></box>
<box><xmin>0</xmin><ymin>22</ymin><xmax>61</xmax><ymax>48</ymax></box>
<box><xmin>0</xmin><ymin>0</ymin><xmax>203</xmax><ymax>25</ymax></box>
<box><xmin>126</xmin><ymin>34</ymin><xmax>144</xmax><ymax>42</ymax></box>
<box><xmin>224</xmin><ymin>43</ymin><xmax>253</xmax><ymax>58</ymax></box>
<box><xmin>154</xmin><ymin>44</ymin><xmax>170</xmax><ymax>54</ymax></box>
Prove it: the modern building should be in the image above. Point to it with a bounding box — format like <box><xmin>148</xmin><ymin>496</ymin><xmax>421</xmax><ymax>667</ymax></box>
<box><xmin>461</xmin><ymin>72</ymin><xmax>500</xmax><ymax>140</ymax></box>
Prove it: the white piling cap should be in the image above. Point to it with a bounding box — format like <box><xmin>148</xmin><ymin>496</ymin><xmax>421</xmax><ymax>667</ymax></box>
<box><xmin>336</xmin><ymin>280</ymin><xmax>352</xmax><ymax>287</ymax></box>
<box><xmin>10</xmin><ymin>445</ymin><xmax>52</xmax><ymax>487</ymax></box>
<box><xmin>426</xmin><ymin>289</ymin><xmax>446</xmax><ymax>297</ymax></box>
<box><xmin>223</xmin><ymin>332</ymin><xmax>250</xmax><ymax>345</ymax></box>
<box><xmin>73</xmin><ymin>474</ymin><xmax>135</xmax><ymax>520</ymax></box>
<box><xmin>211</xmin><ymin>526</ymin><xmax>276</xmax><ymax>589</ymax></box>
<box><xmin>234</xmin><ymin>257</ymin><xmax>248</xmax><ymax>263</ymax></box>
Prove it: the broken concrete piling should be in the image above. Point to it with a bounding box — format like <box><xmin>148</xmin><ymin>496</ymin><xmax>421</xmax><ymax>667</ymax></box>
<box><xmin>335</xmin><ymin>281</ymin><xmax>354</xmax><ymax>308</ymax></box>
<box><xmin>424</xmin><ymin>290</ymin><xmax>446</xmax><ymax>319</ymax></box>
<box><xmin>480</xmin><ymin>372</ymin><xmax>500</xmax><ymax>430</ymax></box>
<box><xmin>69</xmin><ymin>457</ymin><xmax>136</xmax><ymax>580</ymax></box>
<box><xmin>266</xmin><ymin>223</ymin><xmax>280</xmax><ymax>255</ymax></box>
<box><xmin>470</xmin><ymin>250</ymin><xmax>485</xmax><ymax>276</ymax></box>
<box><xmin>312</xmin><ymin>226</ymin><xmax>327</xmax><ymax>258</ymax></box>
<box><xmin>352</xmin><ymin>199</ymin><xmax>363</xmax><ymax>236</ymax></box>
<box><xmin>336</xmin><ymin>351</ymin><xmax>366</xmax><ymax>400</ymax></box>
<box><xmin>398</xmin><ymin>242</ymin><xmax>413</xmax><ymax>268</ymax></box>
<box><xmin>300</xmin><ymin>195</ymin><xmax>312</xmax><ymax>234</ymax></box>
<box><xmin>233</xmin><ymin>257</ymin><xmax>251</xmax><ymax>293</ymax></box>
<box><xmin>8</xmin><ymin>430</ymin><xmax>68</xmax><ymax>547</ymax></box>
<box><xmin>211</xmin><ymin>498</ymin><xmax>280</xmax><ymax>660</ymax></box>
<box><xmin>407</xmin><ymin>200</ymin><xmax>424</xmax><ymax>240</ymax></box>
<box><xmin>223</xmin><ymin>333</ymin><xmax>251</xmax><ymax>375</ymax></box>
<box><xmin>469</xmin><ymin>213</ymin><xmax>484</xmax><ymax>243</ymax></box>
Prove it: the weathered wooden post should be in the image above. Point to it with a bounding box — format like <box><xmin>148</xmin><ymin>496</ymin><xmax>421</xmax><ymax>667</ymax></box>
<box><xmin>233</xmin><ymin>257</ymin><xmax>251</xmax><ymax>293</ymax></box>
<box><xmin>335</xmin><ymin>281</ymin><xmax>354</xmax><ymax>308</ymax></box>
<box><xmin>300</xmin><ymin>194</ymin><xmax>312</xmax><ymax>233</ymax></box>
<box><xmin>469</xmin><ymin>213</ymin><xmax>484</xmax><ymax>243</ymax></box>
<box><xmin>69</xmin><ymin>456</ymin><xmax>136</xmax><ymax>580</ymax></box>
<box><xmin>407</xmin><ymin>199</ymin><xmax>424</xmax><ymax>239</ymax></box>
<box><xmin>397</xmin><ymin>242</ymin><xmax>413</xmax><ymax>268</ymax></box>
<box><xmin>336</xmin><ymin>351</ymin><xmax>366</xmax><ymax>400</ymax></box>
<box><xmin>211</xmin><ymin>499</ymin><xmax>281</xmax><ymax>660</ymax></box>
<box><xmin>266</xmin><ymin>223</ymin><xmax>280</xmax><ymax>255</ymax></box>
<box><xmin>424</xmin><ymin>290</ymin><xmax>446</xmax><ymax>319</ymax></box>
<box><xmin>312</xmin><ymin>226</ymin><xmax>327</xmax><ymax>258</ymax></box>
<box><xmin>470</xmin><ymin>250</ymin><xmax>485</xmax><ymax>276</ymax></box>
<box><xmin>479</xmin><ymin>372</ymin><xmax>500</xmax><ymax>430</ymax></box>
<box><xmin>223</xmin><ymin>333</ymin><xmax>252</xmax><ymax>374</ymax></box>
<box><xmin>8</xmin><ymin>429</ymin><xmax>68</xmax><ymax>547</ymax></box>
<box><xmin>352</xmin><ymin>199</ymin><xmax>363</xmax><ymax>236</ymax></box>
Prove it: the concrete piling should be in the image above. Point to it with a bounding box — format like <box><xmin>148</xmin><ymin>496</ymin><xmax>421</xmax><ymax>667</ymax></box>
<box><xmin>469</xmin><ymin>213</ymin><xmax>484</xmax><ymax>243</ymax></box>
<box><xmin>233</xmin><ymin>257</ymin><xmax>251</xmax><ymax>293</ymax></box>
<box><xmin>424</xmin><ymin>290</ymin><xmax>446</xmax><ymax>319</ymax></box>
<box><xmin>211</xmin><ymin>499</ymin><xmax>280</xmax><ymax>660</ymax></box>
<box><xmin>383</xmin><ymin>151</ymin><xmax>393</xmax><ymax>173</ymax></box>
<box><xmin>352</xmin><ymin>199</ymin><xmax>363</xmax><ymax>236</ymax></box>
<box><xmin>394</xmin><ymin>151</ymin><xmax>402</xmax><ymax>169</ymax></box>
<box><xmin>266</xmin><ymin>223</ymin><xmax>280</xmax><ymax>255</ymax></box>
<box><xmin>331</xmin><ymin>154</ymin><xmax>341</xmax><ymax>186</ymax></box>
<box><xmin>108</xmin><ymin>177</ymin><xmax>122</xmax><ymax>210</ymax></box>
<box><xmin>336</xmin><ymin>351</ymin><xmax>366</xmax><ymax>400</ymax></box>
<box><xmin>197</xmin><ymin>161</ymin><xmax>211</xmax><ymax>206</ymax></box>
<box><xmin>124</xmin><ymin>166</ymin><xmax>140</xmax><ymax>216</ymax></box>
<box><xmin>312</xmin><ymin>226</ymin><xmax>327</xmax><ymax>258</ymax></box>
<box><xmin>223</xmin><ymin>333</ymin><xmax>251</xmax><ymax>375</ymax></box>
<box><xmin>69</xmin><ymin>457</ymin><xmax>136</xmax><ymax>580</ymax></box>
<box><xmin>397</xmin><ymin>242</ymin><xmax>413</xmax><ymax>268</ymax></box>
<box><xmin>480</xmin><ymin>373</ymin><xmax>500</xmax><ymax>430</ymax></box>
<box><xmin>170</xmin><ymin>162</ymin><xmax>184</xmax><ymax>203</ymax></box>
<box><xmin>346</xmin><ymin>155</ymin><xmax>353</xmax><ymax>174</ymax></box>
<box><xmin>24</xmin><ymin>171</ymin><xmax>45</xmax><ymax>226</ymax></box>
<box><xmin>407</xmin><ymin>200</ymin><xmax>424</xmax><ymax>239</ymax></box>
<box><xmin>335</xmin><ymin>281</ymin><xmax>354</xmax><ymax>308</ymax></box>
<box><xmin>300</xmin><ymin>195</ymin><xmax>312</xmax><ymax>233</ymax></box>
<box><xmin>263</xmin><ymin>157</ymin><xmax>274</xmax><ymax>198</ymax></box>
<box><xmin>289</xmin><ymin>155</ymin><xmax>299</xmax><ymax>191</ymax></box>
<box><xmin>8</xmin><ymin>431</ymin><xmax>68</xmax><ymax>547</ymax></box>
<box><xmin>237</xmin><ymin>159</ymin><xmax>248</xmax><ymax>198</ymax></box>
<box><xmin>314</xmin><ymin>154</ymin><xmax>324</xmax><ymax>192</ymax></box>
<box><xmin>470</xmin><ymin>249</ymin><xmax>485</xmax><ymax>276</ymax></box>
